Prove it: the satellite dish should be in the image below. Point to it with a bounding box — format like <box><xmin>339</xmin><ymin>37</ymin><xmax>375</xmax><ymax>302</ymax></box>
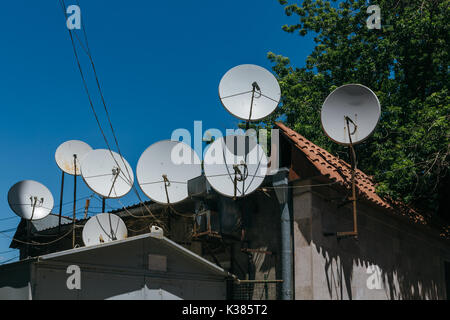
<box><xmin>203</xmin><ymin>135</ymin><xmax>268</xmax><ymax>198</ymax></box>
<box><xmin>81</xmin><ymin>149</ymin><xmax>134</xmax><ymax>198</ymax></box>
<box><xmin>219</xmin><ymin>64</ymin><xmax>281</xmax><ymax>121</ymax></box>
<box><xmin>321</xmin><ymin>84</ymin><xmax>381</xmax><ymax>145</ymax></box>
<box><xmin>7</xmin><ymin>180</ymin><xmax>54</xmax><ymax>220</ymax></box>
<box><xmin>82</xmin><ymin>213</ymin><xmax>127</xmax><ymax>246</ymax></box>
<box><xmin>137</xmin><ymin>140</ymin><xmax>202</xmax><ymax>204</ymax></box>
<box><xmin>55</xmin><ymin>140</ymin><xmax>93</xmax><ymax>175</ymax></box>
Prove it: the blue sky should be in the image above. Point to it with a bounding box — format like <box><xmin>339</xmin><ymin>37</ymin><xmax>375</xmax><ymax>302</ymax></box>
<box><xmin>0</xmin><ymin>0</ymin><xmax>316</xmax><ymax>262</ymax></box>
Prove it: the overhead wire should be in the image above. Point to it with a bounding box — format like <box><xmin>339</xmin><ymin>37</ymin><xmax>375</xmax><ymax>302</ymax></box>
<box><xmin>0</xmin><ymin>256</ymin><xmax>19</xmax><ymax>265</ymax></box>
<box><xmin>70</xmin><ymin>1</ymin><xmax>165</xmax><ymax>225</ymax></box>
<box><xmin>58</xmin><ymin>0</ymin><xmax>405</xmax><ymax>234</ymax></box>
<box><xmin>52</xmin><ymin>194</ymin><xmax>94</xmax><ymax>210</ymax></box>
<box><xmin>49</xmin><ymin>1</ymin><xmax>426</xmax><ymax>249</ymax></box>
<box><xmin>59</xmin><ymin>0</ymin><xmax>164</xmax><ymax>227</ymax></box>
<box><xmin>0</xmin><ymin>249</ymin><xmax>17</xmax><ymax>255</ymax></box>
<box><xmin>0</xmin><ymin>216</ymin><xmax>19</xmax><ymax>222</ymax></box>
<box><xmin>88</xmin><ymin>194</ymin><xmax>168</xmax><ymax>235</ymax></box>
<box><xmin>0</xmin><ymin>224</ymin><xmax>76</xmax><ymax>246</ymax></box>
<box><xmin>0</xmin><ymin>228</ymin><xmax>18</xmax><ymax>234</ymax></box>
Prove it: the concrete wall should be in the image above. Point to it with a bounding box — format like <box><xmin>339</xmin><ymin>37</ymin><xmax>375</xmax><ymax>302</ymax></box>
<box><xmin>293</xmin><ymin>179</ymin><xmax>450</xmax><ymax>300</ymax></box>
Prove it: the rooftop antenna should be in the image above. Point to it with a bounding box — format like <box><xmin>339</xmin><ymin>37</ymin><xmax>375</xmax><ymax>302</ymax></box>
<box><xmin>219</xmin><ymin>64</ymin><xmax>281</xmax><ymax>130</ymax></box>
<box><xmin>82</xmin><ymin>212</ymin><xmax>127</xmax><ymax>247</ymax></box>
<box><xmin>80</xmin><ymin>149</ymin><xmax>134</xmax><ymax>247</ymax></box>
<box><xmin>55</xmin><ymin>140</ymin><xmax>92</xmax><ymax>234</ymax></box>
<box><xmin>321</xmin><ymin>84</ymin><xmax>381</xmax><ymax>239</ymax></box>
<box><xmin>136</xmin><ymin>140</ymin><xmax>201</xmax><ymax>205</ymax></box>
<box><xmin>7</xmin><ymin>180</ymin><xmax>54</xmax><ymax>258</ymax></box>
<box><xmin>203</xmin><ymin>134</ymin><xmax>269</xmax><ymax>199</ymax></box>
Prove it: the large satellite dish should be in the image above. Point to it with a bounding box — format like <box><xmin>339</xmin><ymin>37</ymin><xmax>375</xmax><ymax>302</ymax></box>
<box><xmin>321</xmin><ymin>84</ymin><xmax>381</xmax><ymax>145</ymax></box>
<box><xmin>219</xmin><ymin>64</ymin><xmax>281</xmax><ymax>121</ymax></box>
<box><xmin>137</xmin><ymin>140</ymin><xmax>202</xmax><ymax>204</ymax></box>
<box><xmin>82</xmin><ymin>213</ymin><xmax>127</xmax><ymax>246</ymax></box>
<box><xmin>55</xmin><ymin>140</ymin><xmax>92</xmax><ymax>175</ymax></box>
<box><xmin>203</xmin><ymin>135</ymin><xmax>268</xmax><ymax>198</ymax></box>
<box><xmin>7</xmin><ymin>180</ymin><xmax>54</xmax><ymax>220</ymax></box>
<box><xmin>81</xmin><ymin>149</ymin><xmax>134</xmax><ymax>198</ymax></box>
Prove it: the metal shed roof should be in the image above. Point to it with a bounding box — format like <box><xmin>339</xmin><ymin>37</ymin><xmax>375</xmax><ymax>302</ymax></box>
<box><xmin>2</xmin><ymin>232</ymin><xmax>233</xmax><ymax>279</ymax></box>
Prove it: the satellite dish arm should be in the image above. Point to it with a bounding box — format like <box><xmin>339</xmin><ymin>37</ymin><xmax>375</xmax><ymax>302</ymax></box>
<box><xmin>246</xmin><ymin>82</ymin><xmax>261</xmax><ymax>130</ymax></box>
<box><xmin>107</xmin><ymin>167</ymin><xmax>121</xmax><ymax>198</ymax></box>
<box><xmin>345</xmin><ymin>116</ymin><xmax>357</xmax><ymax>136</ymax></box>
<box><xmin>30</xmin><ymin>196</ymin><xmax>38</xmax><ymax>220</ymax></box>
<box><xmin>162</xmin><ymin>174</ymin><xmax>171</xmax><ymax>204</ymax></box>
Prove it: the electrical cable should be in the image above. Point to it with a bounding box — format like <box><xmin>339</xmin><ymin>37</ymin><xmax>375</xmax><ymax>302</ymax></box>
<box><xmin>0</xmin><ymin>216</ymin><xmax>19</xmax><ymax>222</ymax></box>
<box><xmin>58</xmin><ymin>0</ymin><xmax>164</xmax><ymax>227</ymax></box>
<box><xmin>0</xmin><ymin>249</ymin><xmax>16</xmax><ymax>255</ymax></box>
<box><xmin>0</xmin><ymin>256</ymin><xmax>19</xmax><ymax>265</ymax></box>
<box><xmin>0</xmin><ymin>228</ymin><xmax>18</xmax><ymax>233</ymax></box>
<box><xmin>0</xmin><ymin>224</ymin><xmax>77</xmax><ymax>246</ymax></box>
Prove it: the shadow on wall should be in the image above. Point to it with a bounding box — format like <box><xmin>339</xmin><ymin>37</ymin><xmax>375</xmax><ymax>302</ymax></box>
<box><xmin>296</xmin><ymin>197</ymin><xmax>444</xmax><ymax>300</ymax></box>
<box><xmin>317</xmin><ymin>246</ymin><xmax>442</xmax><ymax>300</ymax></box>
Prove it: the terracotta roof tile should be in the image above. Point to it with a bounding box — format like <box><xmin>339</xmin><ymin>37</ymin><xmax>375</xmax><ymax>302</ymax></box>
<box><xmin>275</xmin><ymin>122</ymin><xmax>436</xmax><ymax>231</ymax></box>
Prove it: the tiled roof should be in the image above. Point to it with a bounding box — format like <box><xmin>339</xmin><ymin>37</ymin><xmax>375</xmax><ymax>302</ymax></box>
<box><xmin>276</xmin><ymin>122</ymin><xmax>429</xmax><ymax>226</ymax></box>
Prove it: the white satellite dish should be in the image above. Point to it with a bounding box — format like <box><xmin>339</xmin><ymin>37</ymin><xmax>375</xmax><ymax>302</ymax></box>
<box><xmin>219</xmin><ymin>64</ymin><xmax>281</xmax><ymax>121</ymax></box>
<box><xmin>55</xmin><ymin>140</ymin><xmax>93</xmax><ymax>175</ymax></box>
<box><xmin>7</xmin><ymin>180</ymin><xmax>54</xmax><ymax>220</ymax></box>
<box><xmin>203</xmin><ymin>135</ymin><xmax>268</xmax><ymax>198</ymax></box>
<box><xmin>137</xmin><ymin>140</ymin><xmax>202</xmax><ymax>204</ymax></box>
<box><xmin>82</xmin><ymin>213</ymin><xmax>127</xmax><ymax>246</ymax></box>
<box><xmin>81</xmin><ymin>149</ymin><xmax>134</xmax><ymax>198</ymax></box>
<box><xmin>321</xmin><ymin>84</ymin><xmax>381</xmax><ymax>145</ymax></box>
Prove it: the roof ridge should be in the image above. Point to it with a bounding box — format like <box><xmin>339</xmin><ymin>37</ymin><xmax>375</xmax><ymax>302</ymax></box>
<box><xmin>274</xmin><ymin>121</ymin><xmax>442</xmax><ymax>235</ymax></box>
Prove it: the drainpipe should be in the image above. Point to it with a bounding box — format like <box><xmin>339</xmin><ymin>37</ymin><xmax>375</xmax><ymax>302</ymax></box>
<box><xmin>273</xmin><ymin>167</ymin><xmax>293</xmax><ymax>300</ymax></box>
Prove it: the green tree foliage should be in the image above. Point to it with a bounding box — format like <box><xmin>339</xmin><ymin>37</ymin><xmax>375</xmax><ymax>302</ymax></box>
<box><xmin>266</xmin><ymin>0</ymin><xmax>449</xmax><ymax>215</ymax></box>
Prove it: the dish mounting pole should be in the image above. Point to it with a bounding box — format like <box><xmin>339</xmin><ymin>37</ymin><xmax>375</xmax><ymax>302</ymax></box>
<box><xmin>242</xmin><ymin>81</ymin><xmax>260</xmax><ymax>195</ymax></box>
<box><xmin>58</xmin><ymin>171</ymin><xmax>65</xmax><ymax>233</ymax></box>
<box><xmin>245</xmin><ymin>81</ymin><xmax>259</xmax><ymax>131</ymax></box>
<box><xmin>337</xmin><ymin>116</ymin><xmax>358</xmax><ymax>239</ymax></box>
<box><xmin>26</xmin><ymin>196</ymin><xmax>38</xmax><ymax>258</ymax></box>
<box><xmin>72</xmin><ymin>154</ymin><xmax>77</xmax><ymax>248</ymax></box>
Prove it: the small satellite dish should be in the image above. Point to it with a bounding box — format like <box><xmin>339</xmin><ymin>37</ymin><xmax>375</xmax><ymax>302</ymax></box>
<box><xmin>136</xmin><ymin>140</ymin><xmax>202</xmax><ymax>204</ymax></box>
<box><xmin>219</xmin><ymin>64</ymin><xmax>281</xmax><ymax>121</ymax></box>
<box><xmin>203</xmin><ymin>135</ymin><xmax>268</xmax><ymax>198</ymax></box>
<box><xmin>81</xmin><ymin>149</ymin><xmax>134</xmax><ymax>198</ymax></box>
<box><xmin>321</xmin><ymin>84</ymin><xmax>381</xmax><ymax>145</ymax></box>
<box><xmin>55</xmin><ymin>140</ymin><xmax>93</xmax><ymax>175</ymax></box>
<box><xmin>7</xmin><ymin>180</ymin><xmax>54</xmax><ymax>220</ymax></box>
<box><xmin>82</xmin><ymin>213</ymin><xmax>127</xmax><ymax>246</ymax></box>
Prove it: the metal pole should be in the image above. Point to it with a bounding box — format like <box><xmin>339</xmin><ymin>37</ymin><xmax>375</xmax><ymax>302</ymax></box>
<box><xmin>243</xmin><ymin>82</ymin><xmax>258</xmax><ymax>194</ymax></box>
<box><xmin>350</xmin><ymin>143</ymin><xmax>358</xmax><ymax>236</ymax></box>
<box><xmin>27</xmin><ymin>197</ymin><xmax>38</xmax><ymax>258</ymax></box>
<box><xmin>337</xmin><ymin>117</ymin><xmax>358</xmax><ymax>238</ymax></box>
<box><xmin>72</xmin><ymin>155</ymin><xmax>77</xmax><ymax>248</ymax></box>
<box><xmin>58</xmin><ymin>171</ymin><xmax>65</xmax><ymax>233</ymax></box>
<box><xmin>83</xmin><ymin>198</ymin><xmax>90</xmax><ymax>219</ymax></box>
<box><xmin>246</xmin><ymin>81</ymin><xmax>259</xmax><ymax>130</ymax></box>
<box><xmin>102</xmin><ymin>197</ymin><xmax>106</xmax><ymax>213</ymax></box>
<box><xmin>273</xmin><ymin>168</ymin><xmax>293</xmax><ymax>300</ymax></box>
<box><xmin>26</xmin><ymin>220</ymin><xmax>31</xmax><ymax>258</ymax></box>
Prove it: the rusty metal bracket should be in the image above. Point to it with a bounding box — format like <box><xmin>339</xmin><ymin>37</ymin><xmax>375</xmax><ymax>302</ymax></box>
<box><xmin>324</xmin><ymin>117</ymin><xmax>359</xmax><ymax>240</ymax></box>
